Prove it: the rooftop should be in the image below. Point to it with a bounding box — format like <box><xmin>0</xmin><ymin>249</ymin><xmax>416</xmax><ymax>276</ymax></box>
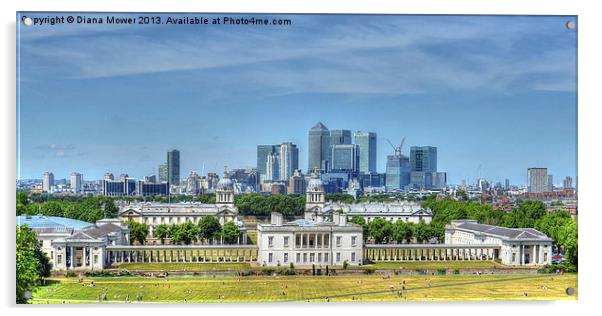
<box><xmin>16</xmin><ymin>215</ymin><xmax>93</xmax><ymax>231</ymax></box>
<box><xmin>450</xmin><ymin>220</ymin><xmax>551</xmax><ymax>241</ymax></box>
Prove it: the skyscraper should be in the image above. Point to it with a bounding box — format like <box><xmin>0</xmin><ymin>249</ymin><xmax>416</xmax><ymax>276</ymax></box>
<box><xmin>266</xmin><ymin>152</ymin><xmax>280</xmax><ymax>181</ymax></box>
<box><xmin>563</xmin><ymin>176</ymin><xmax>573</xmax><ymax>190</ymax></box>
<box><xmin>354</xmin><ymin>131</ymin><xmax>377</xmax><ymax>173</ymax></box>
<box><xmin>547</xmin><ymin>174</ymin><xmax>554</xmax><ymax>192</ymax></box>
<box><xmin>386</xmin><ymin>153</ymin><xmax>410</xmax><ymax>191</ymax></box>
<box><xmin>527</xmin><ymin>168</ymin><xmax>548</xmax><ymax>193</ymax></box>
<box><xmin>42</xmin><ymin>172</ymin><xmax>54</xmax><ymax>193</ymax></box>
<box><xmin>410</xmin><ymin>146</ymin><xmax>437</xmax><ymax>172</ymax></box>
<box><xmin>257</xmin><ymin>145</ymin><xmax>280</xmax><ymax>177</ymax></box>
<box><xmin>308</xmin><ymin>122</ymin><xmax>330</xmax><ymax>172</ymax></box>
<box><xmin>167</xmin><ymin>149</ymin><xmax>180</xmax><ymax>186</ymax></box>
<box><xmin>504</xmin><ymin>179</ymin><xmax>510</xmax><ymax>190</ymax></box>
<box><xmin>70</xmin><ymin>172</ymin><xmax>83</xmax><ymax>193</ymax></box>
<box><xmin>330</xmin><ymin>144</ymin><xmax>359</xmax><ymax>172</ymax></box>
<box><xmin>409</xmin><ymin>146</ymin><xmax>438</xmax><ymax>190</ymax></box>
<box><xmin>279</xmin><ymin>142</ymin><xmax>299</xmax><ymax>181</ymax></box>
<box><xmin>330</xmin><ymin>129</ymin><xmax>352</xmax><ymax>146</ymax></box>
<box><xmin>158</xmin><ymin>163</ymin><xmax>168</xmax><ymax>183</ymax></box>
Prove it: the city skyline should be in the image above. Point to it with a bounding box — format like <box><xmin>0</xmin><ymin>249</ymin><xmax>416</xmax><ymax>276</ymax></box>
<box><xmin>17</xmin><ymin>14</ymin><xmax>577</xmax><ymax>184</ymax></box>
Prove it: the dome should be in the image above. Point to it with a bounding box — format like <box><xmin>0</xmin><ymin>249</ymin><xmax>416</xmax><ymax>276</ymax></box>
<box><xmin>216</xmin><ymin>177</ymin><xmax>234</xmax><ymax>190</ymax></box>
<box><xmin>216</xmin><ymin>166</ymin><xmax>234</xmax><ymax>190</ymax></box>
<box><xmin>307</xmin><ymin>177</ymin><xmax>324</xmax><ymax>192</ymax></box>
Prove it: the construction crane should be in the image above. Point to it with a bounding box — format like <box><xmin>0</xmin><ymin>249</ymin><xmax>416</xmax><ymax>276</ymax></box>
<box><xmin>386</xmin><ymin>137</ymin><xmax>406</xmax><ymax>157</ymax></box>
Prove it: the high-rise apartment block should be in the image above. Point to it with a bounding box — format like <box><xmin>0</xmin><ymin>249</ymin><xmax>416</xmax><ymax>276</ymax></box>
<box><xmin>354</xmin><ymin>131</ymin><xmax>377</xmax><ymax>173</ymax></box>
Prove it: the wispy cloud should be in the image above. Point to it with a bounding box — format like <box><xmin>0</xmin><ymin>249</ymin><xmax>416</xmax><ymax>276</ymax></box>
<box><xmin>18</xmin><ymin>14</ymin><xmax>577</xmax><ymax>95</ymax></box>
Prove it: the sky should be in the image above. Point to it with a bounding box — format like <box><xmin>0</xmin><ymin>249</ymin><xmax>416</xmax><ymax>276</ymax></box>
<box><xmin>16</xmin><ymin>13</ymin><xmax>577</xmax><ymax>185</ymax></box>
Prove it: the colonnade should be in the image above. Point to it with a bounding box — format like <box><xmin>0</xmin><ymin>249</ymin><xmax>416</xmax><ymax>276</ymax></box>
<box><xmin>106</xmin><ymin>246</ymin><xmax>258</xmax><ymax>265</ymax></box>
<box><xmin>364</xmin><ymin>245</ymin><xmax>500</xmax><ymax>262</ymax></box>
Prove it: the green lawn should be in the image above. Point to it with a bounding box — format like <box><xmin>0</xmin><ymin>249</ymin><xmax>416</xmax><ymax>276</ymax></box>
<box><xmin>116</xmin><ymin>262</ymin><xmax>252</xmax><ymax>271</ymax></box>
<box><xmin>366</xmin><ymin>260</ymin><xmax>509</xmax><ymax>270</ymax></box>
<box><xmin>32</xmin><ymin>273</ymin><xmax>577</xmax><ymax>303</ymax></box>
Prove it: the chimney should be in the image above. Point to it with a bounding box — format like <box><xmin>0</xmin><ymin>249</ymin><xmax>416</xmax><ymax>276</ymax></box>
<box><xmin>339</xmin><ymin>213</ymin><xmax>347</xmax><ymax>226</ymax></box>
<box><xmin>271</xmin><ymin>212</ymin><xmax>283</xmax><ymax>226</ymax></box>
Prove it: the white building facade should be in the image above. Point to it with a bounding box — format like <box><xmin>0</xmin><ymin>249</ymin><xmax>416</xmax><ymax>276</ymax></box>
<box><xmin>303</xmin><ymin>172</ymin><xmax>432</xmax><ymax>224</ymax></box>
<box><xmin>445</xmin><ymin>220</ymin><xmax>552</xmax><ymax>266</ymax></box>
<box><xmin>257</xmin><ymin>212</ymin><xmax>363</xmax><ymax>267</ymax></box>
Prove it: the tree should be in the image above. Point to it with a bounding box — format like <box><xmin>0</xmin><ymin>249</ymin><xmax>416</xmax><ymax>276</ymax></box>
<box><xmin>413</xmin><ymin>220</ymin><xmax>431</xmax><ymax>243</ymax></box>
<box><xmin>367</xmin><ymin>217</ymin><xmax>392</xmax><ymax>243</ymax></box>
<box><xmin>198</xmin><ymin>216</ymin><xmax>222</xmax><ymax>243</ymax></box>
<box><xmin>128</xmin><ymin>220</ymin><xmax>149</xmax><ymax>245</ymax></box>
<box><xmin>154</xmin><ymin>224</ymin><xmax>170</xmax><ymax>244</ymax></box>
<box><xmin>221</xmin><ymin>221</ymin><xmax>240</xmax><ymax>244</ymax></box>
<box><xmin>16</xmin><ymin>225</ymin><xmax>42</xmax><ymax>304</ymax></box>
<box><xmin>392</xmin><ymin>220</ymin><xmax>413</xmax><ymax>243</ymax></box>
<box><xmin>103</xmin><ymin>198</ymin><xmax>119</xmax><ymax>218</ymax></box>
<box><xmin>178</xmin><ymin>221</ymin><xmax>199</xmax><ymax>245</ymax></box>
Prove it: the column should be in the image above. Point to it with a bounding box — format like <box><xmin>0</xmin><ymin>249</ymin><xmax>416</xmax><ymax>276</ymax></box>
<box><xmin>520</xmin><ymin>245</ymin><xmax>525</xmax><ymax>265</ymax></box>
<box><xmin>69</xmin><ymin>246</ymin><xmax>74</xmax><ymax>269</ymax></box>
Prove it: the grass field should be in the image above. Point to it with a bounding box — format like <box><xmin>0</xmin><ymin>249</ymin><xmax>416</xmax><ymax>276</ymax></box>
<box><xmin>367</xmin><ymin>260</ymin><xmax>509</xmax><ymax>270</ymax></box>
<box><xmin>116</xmin><ymin>262</ymin><xmax>252</xmax><ymax>271</ymax></box>
<box><xmin>32</xmin><ymin>273</ymin><xmax>577</xmax><ymax>303</ymax></box>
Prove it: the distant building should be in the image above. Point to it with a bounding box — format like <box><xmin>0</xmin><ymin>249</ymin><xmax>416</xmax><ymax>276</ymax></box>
<box><xmin>70</xmin><ymin>172</ymin><xmax>83</xmax><ymax>193</ymax></box>
<box><xmin>330</xmin><ymin>144</ymin><xmax>359</xmax><ymax>173</ymax></box>
<box><xmin>360</xmin><ymin>172</ymin><xmax>386</xmax><ymax>189</ymax></box>
<box><xmin>104</xmin><ymin>173</ymin><xmax>114</xmax><ymax>181</ymax></box>
<box><xmin>504</xmin><ymin>179</ymin><xmax>510</xmax><ymax>190</ymax></box>
<box><xmin>547</xmin><ymin>174</ymin><xmax>554</xmax><ymax>192</ymax></box>
<box><xmin>158</xmin><ymin>163</ymin><xmax>168</xmax><ymax>183</ymax></box>
<box><xmin>279</xmin><ymin>142</ymin><xmax>299</xmax><ymax>182</ymax></box>
<box><xmin>563</xmin><ymin>176</ymin><xmax>573</xmax><ymax>190</ymax></box>
<box><xmin>167</xmin><ymin>150</ymin><xmax>180</xmax><ymax>186</ymax></box>
<box><xmin>104</xmin><ymin>174</ymin><xmax>137</xmax><ymax>196</ymax></box>
<box><xmin>257</xmin><ymin>144</ymin><xmax>280</xmax><ymax>179</ymax></box>
<box><xmin>410</xmin><ymin>146</ymin><xmax>437</xmax><ymax>173</ymax></box>
<box><xmin>308</xmin><ymin>122</ymin><xmax>330</xmax><ymax>172</ymax></box>
<box><xmin>386</xmin><ymin>154</ymin><xmax>410</xmax><ymax>191</ymax></box>
<box><xmin>186</xmin><ymin>171</ymin><xmax>200</xmax><ymax>194</ymax></box>
<box><xmin>354</xmin><ymin>131</ymin><xmax>377</xmax><ymax>173</ymax></box>
<box><xmin>329</xmin><ymin>129</ymin><xmax>352</xmax><ymax>146</ymax></box>
<box><xmin>265</xmin><ymin>152</ymin><xmax>280</xmax><ymax>181</ymax></box>
<box><xmin>528</xmin><ymin>168</ymin><xmax>548</xmax><ymax>193</ymax></box>
<box><xmin>136</xmin><ymin>181</ymin><xmax>169</xmax><ymax>196</ymax></box>
<box><xmin>143</xmin><ymin>175</ymin><xmax>156</xmax><ymax>183</ymax></box>
<box><xmin>42</xmin><ymin>172</ymin><xmax>54</xmax><ymax>193</ymax></box>
<box><xmin>271</xmin><ymin>182</ymin><xmax>287</xmax><ymax>195</ymax></box>
<box><xmin>288</xmin><ymin>169</ymin><xmax>306</xmax><ymax>194</ymax></box>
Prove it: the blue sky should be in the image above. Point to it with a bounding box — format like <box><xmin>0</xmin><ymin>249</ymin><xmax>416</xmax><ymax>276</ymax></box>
<box><xmin>16</xmin><ymin>13</ymin><xmax>577</xmax><ymax>185</ymax></box>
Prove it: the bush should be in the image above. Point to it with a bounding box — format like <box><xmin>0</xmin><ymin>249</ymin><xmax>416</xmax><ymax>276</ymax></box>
<box><xmin>437</xmin><ymin>268</ymin><xmax>447</xmax><ymax>275</ymax></box>
<box><xmin>261</xmin><ymin>268</ymin><xmax>276</xmax><ymax>276</ymax></box>
<box><xmin>343</xmin><ymin>261</ymin><xmax>349</xmax><ymax>270</ymax></box>
<box><xmin>453</xmin><ymin>269</ymin><xmax>460</xmax><ymax>275</ymax></box>
<box><xmin>364</xmin><ymin>267</ymin><xmax>376</xmax><ymax>275</ymax></box>
<box><xmin>537</xmin><ymin>263</ymin><xmax>577</xmax><ymax>274</ymax></box>
<box><xmin>65</xmin><ymin>271</ymin><xmax>76</xmax><ymax>277</ymax></box>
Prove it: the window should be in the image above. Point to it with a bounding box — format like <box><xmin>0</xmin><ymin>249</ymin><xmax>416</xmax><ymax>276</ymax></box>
<box><xmin>351</xmin><ymin>236</ymin><xmax>357</xmax><ymax>247</ymax></box>
<box><xmin>351</xmin><ymin>253</ymin><xmax>356</xmax><ymax>262</ymax></box>
<box><xmin>57</xmin><ymin>255</ymin><xmax>62</xmax><ymax>264</ymax></box>
<box><xmin>336</xmin><ymin>236</ymin><xmax>342</xmax><ymax>247</ymax></box>
<box><xmin>296</xmin><ymin>253</ymin><xmax>301</xmax><ymax>263</ymax></box>
<box><xmin>336</xmin><ymin>252</ymin><xmax>341</xmax><ymax>262</ymax></box>
<box><xmin>295</xmin><ymin>235</ymin><xmax>301</xmax><ymax>247</ymax></box>
<box><xmin>317</xmin><ymin>235</ymin><xmax>322</xmax><ymax>248</ymax></box>
<box><xmin>268</xmin><ymin>253</ymin><xmax>273</xmax><ymax>263</ymax></box>
<box><xmin>303</xmin><ymin>253</ymin><xmax>307</xmax><ymax>263</ymax></box>
<box><xmin>310</xmin><ymin>253</ymin><xmax>315</xmax><ymax>262</ymax></box>
<box><xmin>284</xmin><ymin>253</ymin><xmax>289</xmax><ymax>263</ymax></box>
<box><xmin>284</xmin><ymin>237</ymin><xmax>289</xmax><ymax>247</ymax></box>
<box><xmin>325</xmin><ymin>253</ymin><xmax>329</xmax><ymax>262</ymax></box>
<box><xmin>512</xmin><ymin>253</ymin><xmax>516</xmax><ymax>262</ymax></box>
<box><xmin>50</xmin><ymin>251</ymin><xmax>54</xmax><ymax>258</ymax></box>
<box><xmin>318</xmin><ymin>253</ymin><xmax>322</xmax><ymax>262</ymax></box>
<box><xmin>268</xmin><ymin>236</ymin><xmax>274</xmax><ymax>248</ymax></box>
<box><xmin>543</xmin><ymin>253</ymin><xmax>548</xmax><ymax>262</ymax></box>
<box><xmin>94</xmin><ymin>254</ymin><xmax>98</xmax><ymax>264</ymax></box>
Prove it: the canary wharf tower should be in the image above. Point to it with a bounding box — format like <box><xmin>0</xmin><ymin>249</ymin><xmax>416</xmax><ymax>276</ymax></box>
<box><xmin>308</xmin><ymin>122</ymin><xmax>330</xmax><ymax>172</ymax></box>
